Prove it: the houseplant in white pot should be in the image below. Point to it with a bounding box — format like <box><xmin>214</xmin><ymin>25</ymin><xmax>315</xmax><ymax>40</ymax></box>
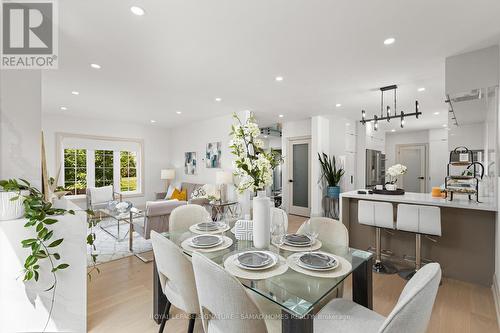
<box><xmin>229</xmin><ymin>113</ymin><xmax>280</xmax><ymax>249</ymax></box>
<box><xmin>386</xmin><ymin>164</ymin><xmax>408</xmax><ymax>191</ymax></box>
<box><xmin>0</xmin><ymin>179</ymin><xmax>30</xmax><ymax>220</ymax></box>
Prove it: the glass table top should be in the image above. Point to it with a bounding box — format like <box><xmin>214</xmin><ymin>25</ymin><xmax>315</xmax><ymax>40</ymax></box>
<box><xmin>98</xmin><ymin>207</ymin><xmax>144</xmax><ymax>221</ymax></box>
<box><xmin>161</xmin><ymin>228</ymin><xmax>372</xmax><ymax>318</ymax></box>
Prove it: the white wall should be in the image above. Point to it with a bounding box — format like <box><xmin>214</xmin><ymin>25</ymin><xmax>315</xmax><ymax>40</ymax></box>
<box><xmin>281</xmin><ymin>118</ymin><xmax>311</xmax><ymax>213</ymax></box>
<box><xmin>429</xmin><ymin>128</ymin><xmax>449</xmax><ymax>188</ymax></box>
<box><xmin>42</xmin><ymin>113</ymin><xmax>170</xmax><ymax>208</ymax></box>
<box><xmin>0</xmin><ymin>71</ymin><xmax>42</xmax><ymax>188</ymax></box>
<box><xmin>311</xmin><ymin>116</ymin><xmax>330</xmax><ymax>216</ymax></box>
<box><xmin>167</xmin><ymin>113</ymin><xmax>239</xmax><ymax>201</ymax></box>
<box><xmin>448</xmin><ymin>123</ymin><xmax>486</xmax><ymax>150</ymax></box>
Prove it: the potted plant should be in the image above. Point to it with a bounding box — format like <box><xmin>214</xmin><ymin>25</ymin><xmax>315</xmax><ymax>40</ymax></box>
<box><xmin>318</xmin><ymin>152</ymin><xmax>345</xmax><ymax>198</ymax></box>
<box><xmin>229</xmin><ymin>112</ymin><xmax>280</xmax><ymax>248</ymax></box>
<box><xmin>386</xmin><ymin>164</ymin><xmax>408</xmax><ymax>190</ymax></box>
<box><xmin>0</xmin><ymin>179</ymin><xmax>30</xmax><ymax>220</ymax></box>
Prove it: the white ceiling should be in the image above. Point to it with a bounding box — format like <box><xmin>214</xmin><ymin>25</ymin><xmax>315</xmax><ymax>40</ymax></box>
<box><xmin>42</xmin><ymin>0</ymin><xmax>500</xmax><ymax>131</ymax></box>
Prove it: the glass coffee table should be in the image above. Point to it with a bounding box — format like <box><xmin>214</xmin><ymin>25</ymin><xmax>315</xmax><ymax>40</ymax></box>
<box><xmin>152</xmin><ymin>228</ymin><xmax>373</xmax><ymax>332</ymax></box>
<box><xmin>98</xmin><ymin>207</ymin><xmax>149</xmax><ymax>262</ymax></box>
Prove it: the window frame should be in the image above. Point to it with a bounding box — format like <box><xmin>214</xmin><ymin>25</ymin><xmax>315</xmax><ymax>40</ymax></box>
<box><xmin>56</xmin><ymin>133</ymin><xmax>144</xmax><ymax>199</ymax></box>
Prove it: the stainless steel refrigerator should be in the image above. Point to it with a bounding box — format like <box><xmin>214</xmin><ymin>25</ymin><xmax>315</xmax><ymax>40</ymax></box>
<box><xmin>365</xmin><ymin>149</ymin><xmax>386</xmax><ymax>188</ymax></box>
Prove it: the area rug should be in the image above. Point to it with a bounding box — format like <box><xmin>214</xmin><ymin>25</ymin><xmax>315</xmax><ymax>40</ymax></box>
<box><xmin>87</xmin><ymin>217</ymin><xmax>152</xmax><ymax>266</ymax></box>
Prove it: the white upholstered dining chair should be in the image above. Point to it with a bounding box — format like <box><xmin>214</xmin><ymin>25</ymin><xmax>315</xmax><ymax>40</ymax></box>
<box><xmin>151</xmin><ymin>231</ymin><xmax>199</xmax><ymax>333</ymax></box>
<box><xmin>315</xmin><ymin>262</ymin><xmax>441</xmax><ymax>333</ymax></box>
<box><xmin>192</xmin><ymin>252</ymin><xmax>279</xmax><ymax>333</ymax></box>
<box><xmin>169</xmin><ymin>204</ymin><xmax>211</xmax><ymax>232</ymax></box>
<box><xmin>297</xmin><ymin>217</ymin><xmax>349</xmax><ymax>247</ymax></box>
<box><xmin>297</xmin><ymin>217</ymin><xmax>349</xmax><ymax>298</ymax></box>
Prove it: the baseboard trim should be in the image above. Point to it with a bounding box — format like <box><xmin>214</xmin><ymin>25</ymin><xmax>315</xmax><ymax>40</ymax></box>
<box><xmin>492</xmin><ymin>275</ymin><xmax>500</xmax><ymax>328</ymax></box>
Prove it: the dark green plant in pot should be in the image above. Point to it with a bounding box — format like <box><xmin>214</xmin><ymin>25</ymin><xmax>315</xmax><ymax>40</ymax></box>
<box><xmin>318</xmin><ymin>152</ymin><xmax>345</xmax><ymax>198</ymax></box>
<box><xmin>0</xmin><ymin>178</ymin><xmax>87</xmax><ymax>332</ymax></box>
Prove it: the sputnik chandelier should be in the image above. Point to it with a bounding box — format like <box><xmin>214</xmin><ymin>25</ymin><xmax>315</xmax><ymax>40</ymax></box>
<box><xmin>360</xmin><ymin>85</ymin><xmax>421</xmax><ymax>130</ymax></box>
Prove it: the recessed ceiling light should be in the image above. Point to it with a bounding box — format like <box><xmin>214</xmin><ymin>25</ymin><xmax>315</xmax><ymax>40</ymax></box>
<box><xmin>418</xmin><ymin>87</ymin><xmax>426</xmax><ymax>92</ymax></box>
<box><xmin>60</xmin><ymin>106</ymin><xmax>68</xmax><ymax>111</ymax></box>
<box><xmin>278</xmin><ymin>114</ymin><xmax>284</xmax><ymax>118</ymax></box>
<box><xmin>176</xmin><ymin>111</ymin><xmax>182</xmax><ymax>115</ymax></box>
<box><xmin>391</xmin><ymin>129</ymin><xmax>396</xmax><ymax>132</ymax></box>
<box><xmin>215</xmin><ymin>97</ymin><xmax>222</xmax><ymax>102</ymax></box>
<box><xmin>335</xmin><ymin>103</ymin><xmax>342</xmax><ymax>108</ymax></box>
<box><xmin>150</xmin><ymin>120</ymin><xmax>156</xmax><ymax>123</ymax></box>
<box><xmin>130</xmin><ymin>6</ymin><xmax>145</xmax><ymax>16</ymax></box>
<box><xmin>71</xmin><ymin>91</ymin><xmax>79</xmax><ymax>95</ymax></box>
<box><xmin>263</xmin><ymin>135</ymin><xmax>268</xmax><ymax>138</ymax></box>
<box><xmin>442</xmin><ymin>124</ymin><xmax>447</xmax><ymax>127</ymax></box>
<box><xmin>383</xmin><ymin>37</ymin><xmax>396</xmax><ymax>45</ymax></box>
<box><xmin>275</xmin><ymin>76</ymin><xmax>284</xmax><ymax>82</ymax></box>
<box><xmin>433</xmin><ymin>112</ymin><xmax>440</xmax><ymax>115</ymax></box>
<box><xmin>90</xmin><ymin>63</ymin><xmax>101</xmax><ymax>69</ymax></box>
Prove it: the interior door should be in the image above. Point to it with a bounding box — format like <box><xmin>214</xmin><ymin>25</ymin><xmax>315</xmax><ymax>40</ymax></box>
<box><xmin>288</xmin><ymin>138</ymin><xmax>311</xmax><ymax>216</ymax></box>
<box><xmin>397</xmin><ymin>144</ymin><xmax>427</xmax><ymax>193</ymax></box>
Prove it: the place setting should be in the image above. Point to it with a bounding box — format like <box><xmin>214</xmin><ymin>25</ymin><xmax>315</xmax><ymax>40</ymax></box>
<box><xmin>224</xmin><ymin>250</ymin><xmax>288</xmax><ymax>280</ymax></box>
<box><xmin>189</xmin><ymin>220</ymin><xmax>230</xmax><ymax>235</ymax></box>
<box><xmin>286</xmin><ymin>251</ymin><xmax>352</xmax><ymax>278</ymax></box>
<box><xmin>273</xmin><ymin>233</ymin><xmax>323</xmax><ymax>252</ymax></box>
<box><xmin>181</xmin><ymin>234</ymin><xmax>233</xmax><ymax>253</ymax></box>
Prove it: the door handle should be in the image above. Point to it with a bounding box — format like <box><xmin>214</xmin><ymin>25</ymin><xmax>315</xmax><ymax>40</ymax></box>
<box><xmin>289</xmin><ymin>179</ymin><xmax>294</xmax><ymax>183</ymax></box>
<box><xmin>417</xmin><ymin>176</ymin><xmax>425</xmax><ymax>180</ymax></box>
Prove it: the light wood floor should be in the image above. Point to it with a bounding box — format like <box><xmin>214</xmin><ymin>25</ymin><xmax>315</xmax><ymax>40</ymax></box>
<box><xmin>88</xmin><ymin>215</ymin><xmax>499</xmax><ymax>333</ymax></box>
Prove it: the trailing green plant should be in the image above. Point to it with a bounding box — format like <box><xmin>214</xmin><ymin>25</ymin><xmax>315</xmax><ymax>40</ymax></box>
<box><xmin>318</xmin><ymin>152</ymin><xmax>345</xmax><ymax>187</ymax></box>
<box><xmin>0</xmin><ymin>178</ymin><xmax>74</xmax><ymax>332</ymax></box>
<box><xmin>86</xmin><ymin>209</ymin><xmax>101</xmax><ymax>279</ymax></box>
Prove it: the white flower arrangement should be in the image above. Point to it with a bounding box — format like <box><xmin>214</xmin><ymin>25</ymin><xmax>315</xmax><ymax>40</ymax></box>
<box><xmin>229</xmin><ymin>113</ymin><xmax>280</xmax><ymax>193</ymax></box>
<box><xmin>386</xmin><ymin>164</ymin><xmax>408</xmax><ymax>184</ymax></box>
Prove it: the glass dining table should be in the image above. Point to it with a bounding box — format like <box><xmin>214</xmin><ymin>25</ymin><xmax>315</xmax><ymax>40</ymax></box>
<box><xmin>152</xmin><ymin>227</ymin><xmax>373</xmax><ymax>333</ymax></box>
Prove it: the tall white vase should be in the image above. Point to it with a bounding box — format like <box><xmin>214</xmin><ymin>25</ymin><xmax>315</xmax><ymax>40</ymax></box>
<box><xmin>252</xmin><ymin>190</ymin><xmax>271</xmax><ymax>249</ymax></box>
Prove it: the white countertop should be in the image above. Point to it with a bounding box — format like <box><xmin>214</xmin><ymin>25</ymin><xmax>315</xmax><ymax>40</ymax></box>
<box><xmin>341</xmin><ymin>190</ymin><xmax>497</xmax><ymax>212</ymax></box>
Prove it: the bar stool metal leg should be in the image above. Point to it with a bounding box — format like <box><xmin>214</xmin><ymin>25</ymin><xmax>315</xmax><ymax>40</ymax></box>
<box><xmin>372</xmin><ymin>227</ymin><xmax>397</xmax><ymax>274</ymax></box>
<box><xmin>399</xmin><ymin>234</ymin><xmax>421</xmax><ymax>280</ymax></box>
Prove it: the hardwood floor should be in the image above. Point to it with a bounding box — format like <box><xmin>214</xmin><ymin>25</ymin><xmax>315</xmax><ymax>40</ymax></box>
<box><xmin>88</xmin><ymin>215</ymin><xmax>499</xmax><ymax>333</ymax></box>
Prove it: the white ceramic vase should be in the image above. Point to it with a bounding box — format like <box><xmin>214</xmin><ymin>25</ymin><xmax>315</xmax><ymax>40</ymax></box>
<box><xmin>0</xmin><ymin>190</ymin><xmax>28</xmax><ymax>221</ymax></box>
<box><xmin>252</xmin><ymin>190</ymin><xmax>271</xmax><ymax>249</ymax></box>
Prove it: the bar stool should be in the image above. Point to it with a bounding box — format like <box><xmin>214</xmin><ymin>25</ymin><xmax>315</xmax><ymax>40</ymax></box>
<box><xmin>358</xmin><ymin>200</ymin><xmax>397</xmax><ymax>274</ymax></box>
<box><xmin>396</xmin><ymin>204</ymin><xmax>441</xmax><ymax>280</ymax></box>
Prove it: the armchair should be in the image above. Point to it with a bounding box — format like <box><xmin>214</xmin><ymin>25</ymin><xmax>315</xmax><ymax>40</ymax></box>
<box><xmin>86</xmin><ymin>185</ymin><xmax>124</xmax><ymax>240</ymax></box>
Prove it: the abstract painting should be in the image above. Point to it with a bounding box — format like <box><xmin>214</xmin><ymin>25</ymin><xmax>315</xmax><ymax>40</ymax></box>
<box><xmin>184</xmin><ymin>152</ymin><xmax>197</xmax><ymax>175</ymax></box>
<box><xmin>206</xmin><ymin>142</ymin><xmax>222</xmax><ymax>168</ymax></box>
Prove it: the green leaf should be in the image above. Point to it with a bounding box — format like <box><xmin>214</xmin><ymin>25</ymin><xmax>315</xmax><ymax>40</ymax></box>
<box><xmin>43</xmin><ymin>218</ymin><xmax>58</xmax><ymax>225</ymax></box>
<box><xmin>48</xmin><ymin>238</ymin><xmax>63</xmax><ymax>248</ymax></box>
<box><xmin>51</xmin><ymin>263</ymin><xmax>69</xmax><ymax>272</ymax></box>
<box><xmin>43</xmin><ymin>230</ymin><xmax>54</xmax><ymax>241</ymax></box>
<box><xmin>24</xmin><ymin>270</ymin><xmax>34</xmax><ymax>281</ymax></box>
<box><xmin>24</xmin><ymin>255</ymin><xmax>37</xmax><ymax>269</ymax></box>
<box><xmin>52</xmin><ymin>253</ymin><xmax>60</xmax><ymax>260</ymax></box>
<box><xmin>36</xmin><ymin>222</ymin><xmax>44</xmax><ymax>232</ymax></box>
<box><xmin>34</xmin><ymin>271</ymin><xmax>39</xmax><ymax>282</ymax></box>
<box><xmin>21</xmin><ymin>239</ymin><xmax>38</xmax><ymax>247</ymax></box>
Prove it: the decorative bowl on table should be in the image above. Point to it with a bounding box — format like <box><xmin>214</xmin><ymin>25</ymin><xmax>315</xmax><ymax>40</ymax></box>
<box><xmin>107</xmin><ymin>200</ymin><xmax>133</xmax><ymax>214</ymax></box>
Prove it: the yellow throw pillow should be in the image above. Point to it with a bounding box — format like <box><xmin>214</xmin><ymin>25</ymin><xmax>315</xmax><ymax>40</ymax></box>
<box><xmin>171</xmin><ymin>188</ymin><xmax>187</xmax><ymax>201</ymax></box>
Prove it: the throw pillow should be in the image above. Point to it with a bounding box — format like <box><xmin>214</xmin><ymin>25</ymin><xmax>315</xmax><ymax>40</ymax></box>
<box><xmin>171</xmin><ymin>188</ymin><xmax>187</xmax><ymax>201</ymax></box>
<box><xmin>165</xmin><ymin>181</ymin><xmax>182</xmax><ymax>199</ymax></box>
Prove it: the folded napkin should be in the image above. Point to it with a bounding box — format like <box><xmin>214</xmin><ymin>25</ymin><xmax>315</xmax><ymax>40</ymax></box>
<box><xmin>233</xmin><ymin>219</ymin><xmax>253</xmax><ymax>240</ymax></box>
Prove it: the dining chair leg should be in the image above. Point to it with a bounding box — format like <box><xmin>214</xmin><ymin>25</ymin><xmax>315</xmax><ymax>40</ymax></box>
<box><xmin>187</xmin><ymin>314</ymin><xmax>196</xmax><ymax>333</ymax></box>
<box><xmin>158</xmin><ymin>300</ymin><xmax>171</xmax><ymax>333</ymax></box>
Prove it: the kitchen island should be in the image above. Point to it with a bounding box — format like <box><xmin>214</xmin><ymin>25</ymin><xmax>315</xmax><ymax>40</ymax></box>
<box><xmin>340</xmin><ymin>190</ymin><xmax>497</xmax><ymax>286</ymax></box>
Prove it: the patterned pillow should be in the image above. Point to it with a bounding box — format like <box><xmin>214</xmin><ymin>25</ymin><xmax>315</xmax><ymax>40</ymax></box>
<box><xmin>233</xmin><ymin>220</ymin><xmax>253</xmax><ymax>240</ymax></box>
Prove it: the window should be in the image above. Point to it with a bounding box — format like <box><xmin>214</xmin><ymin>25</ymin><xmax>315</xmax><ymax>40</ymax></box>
<box><xmin>95</xmin><ymin>150</ymin><xmax>114</xmax><ymax>187</ymax></box>
<box><xmin>58</xmin><ymin>133</ymin><xmax>143</xmax><ymax>197</ymax></box>
<box><xmin>64</xmin><ymin>149</ymin><xmax>87</xmax><ymax>195</ymax></box>
<box><xmin>120</xmin><ymin>151</ymin><xmax>137</xmax><ymax>192</ymax></box>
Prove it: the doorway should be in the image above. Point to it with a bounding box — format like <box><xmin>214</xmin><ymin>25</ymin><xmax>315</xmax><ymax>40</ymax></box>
<box><xmin>396</xmin><ymin>144</ymin><xmax>428</xmax><ymax>193</ymax></box>
<box><xmin>288</xmin><ymin>138</ymin><xmax>311</xmax><ymax>216</ymax></box>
